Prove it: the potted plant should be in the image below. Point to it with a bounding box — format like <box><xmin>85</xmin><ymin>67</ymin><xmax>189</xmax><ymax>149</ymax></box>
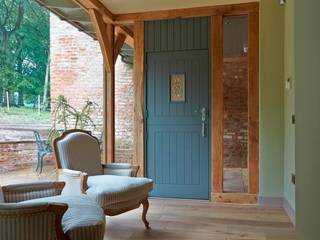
<box><xmin>48</xmin><ymin>95</ymin><xmax>100</xmax><ymax>144</ymax></box>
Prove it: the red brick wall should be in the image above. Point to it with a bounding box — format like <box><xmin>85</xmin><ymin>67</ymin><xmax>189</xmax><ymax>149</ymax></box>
<box><xmin>223</xmin><ymin>59</ymin><xmax>248</xmax><ymax>168</ymax></box>
<box><xmin>50</xmin><ymin>14</ymin><xmax>134</xmax><ymax>163</ymax></box>
<box><xmin>115</xmin><ymin>59</ymin><xmax>134</xmax><ymax>163</ymax></box>
<box><xmin>50</xmin><ymin>14</ymin><xmax>104</xmax><ymax>133</ymax></box>
<box><xmin>0</xmin><ymin>141</ymin><xmax>53</xmax><ymax>173</ymax></box>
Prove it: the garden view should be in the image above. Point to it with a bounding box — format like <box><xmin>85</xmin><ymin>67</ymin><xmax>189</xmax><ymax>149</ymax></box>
<box><xmin>0</xmin><ymin>0</ymin><xmax>50</xmax><ymax>124</ymax></box>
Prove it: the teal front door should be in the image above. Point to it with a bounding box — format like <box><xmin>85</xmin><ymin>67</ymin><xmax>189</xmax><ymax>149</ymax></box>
<box><xmin>146</xmin><ymin>50</ymin><xmax>210</xmax><ymax>199</ymax></box>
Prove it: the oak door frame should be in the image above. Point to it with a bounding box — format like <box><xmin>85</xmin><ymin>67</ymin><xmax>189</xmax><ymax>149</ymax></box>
<box><xmin>132</xmin><ymin>4</ymin><xmax>260</xmax><ymax>203</ymax></box>
<box><xmin>211</xmin><ymin>11</ymin><xmax>260</xmax><ymax>203</ymax></box>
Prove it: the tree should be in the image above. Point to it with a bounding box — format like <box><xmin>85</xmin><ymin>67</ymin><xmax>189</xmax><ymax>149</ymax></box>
<box><xmin>0</xmin><ymin>0</ymin><xmax>49</xmax><ymax>107</ymax></box>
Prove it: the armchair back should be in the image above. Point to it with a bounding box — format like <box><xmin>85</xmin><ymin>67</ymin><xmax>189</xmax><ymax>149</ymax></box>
<box><xmin>53</xmin><ymin>129</ymin><xmax>103</xmax><ymax>176</ymax></box>
<box><xmin>1</xmin><ymin>182</ymin><xmax>65</xmax><ymax>203</ymax></box>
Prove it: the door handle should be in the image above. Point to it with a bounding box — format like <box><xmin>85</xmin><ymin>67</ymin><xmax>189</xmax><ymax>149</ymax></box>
<box><xmin>201</xmin><ymin>107</ymin><xmax>206</xmax><ymax>137</ymax></box>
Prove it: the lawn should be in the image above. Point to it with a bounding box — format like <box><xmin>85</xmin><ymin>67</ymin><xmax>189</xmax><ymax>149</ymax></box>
<box><xmin>0</xmin><ymin>107</ymin><xmax>51</xmax><ymax>124</ymax></box>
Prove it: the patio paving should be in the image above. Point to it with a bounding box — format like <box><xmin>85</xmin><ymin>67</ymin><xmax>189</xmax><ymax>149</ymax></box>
<box><xmin>224</xmin><ymin>168</ymin><xmax>248</xmax><ymax>193</ymax></box>
<box><xmin>0</xmin><ymin>165</ymin><xmax>56</xmax><ymax>186</ymax></box>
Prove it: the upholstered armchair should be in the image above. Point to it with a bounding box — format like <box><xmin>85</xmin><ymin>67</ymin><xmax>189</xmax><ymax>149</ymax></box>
<box><xmin>0</xmin><ymin>181</ymin><xmax>68</xmax><ymax>240</ymax></box>
<box><xmin>53</xmin><ymin>129</ymin><xmax>153</xmax><ymax>228</ymax></box>
<box><xmin>0</xmin><ymin>181</ymin><xmax>106</xmax><ymax>240</ymax></box>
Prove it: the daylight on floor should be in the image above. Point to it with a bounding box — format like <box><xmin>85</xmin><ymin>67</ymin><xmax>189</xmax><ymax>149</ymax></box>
<box><xmin>0</xmin><ymin>0</ymin><xmax>319</xmax><ymax>239</ymax></box>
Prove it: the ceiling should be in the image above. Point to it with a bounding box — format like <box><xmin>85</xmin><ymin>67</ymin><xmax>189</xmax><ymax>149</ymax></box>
<box><xmin>100</xmin><ymin>0</ymin><xmax>259</xmax><ymax>14</ymax></box>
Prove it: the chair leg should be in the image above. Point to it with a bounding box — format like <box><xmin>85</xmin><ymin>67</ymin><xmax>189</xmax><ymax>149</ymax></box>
<box><xmin>141</xmin><ymin>198</ymin><xmax>150</xmax><ymax>229</ymax></box>
<box><xmin>35</xmin><ymin>153</ymin><xmax>40</xmax><ymax>173</ymax></box>
<box><xmin>39</xmin><ymin>154</ymin><xmax>45</xmax><ymax>174</ymax></box>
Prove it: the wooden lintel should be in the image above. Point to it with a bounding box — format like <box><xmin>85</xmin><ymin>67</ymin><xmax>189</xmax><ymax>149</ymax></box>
<box><xmin>114</xmin><ymin>2</ymin><xmax>259</xmax><ymax>24</ymax></box>
<box><xmin>133</xmin><ymin>21</ymin><xmax>145</xmax><ymax>177</ymax></box>
<box><xmin>114</xmin><ymin>33</ymin><xmax>127</xmax><ymax>63</ymax></box>
<box><xmin>115</xmin><ymin>26</ymin><xmax>134</xmax><ymax>48</ymax></box>
<box><xmin>89</xmin><ymin>8</ymin><xmax>113</xmax><ymax>72</ymax></box>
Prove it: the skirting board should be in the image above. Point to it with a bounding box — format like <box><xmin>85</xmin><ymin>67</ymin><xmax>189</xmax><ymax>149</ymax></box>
<box><xmin>283</xmin><ymin>197</ymin><xmax>296</xmax><ymax>225</ymax></box>
<box><xmin>259</xmin><ymin>196</ymin><xmax>295</xmax><ymax>225</ymax></box>
<box><xmin>259</xmin><ymin>196</ymin><xmax>283</xmax><ymax>208</ymax></box>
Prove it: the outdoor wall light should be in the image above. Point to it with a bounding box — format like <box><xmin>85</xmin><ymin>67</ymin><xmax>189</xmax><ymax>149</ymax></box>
<box><xmin>280</xmin><ymin>0</ymin><xmax>286</xmax><ymax>5</ymax></box>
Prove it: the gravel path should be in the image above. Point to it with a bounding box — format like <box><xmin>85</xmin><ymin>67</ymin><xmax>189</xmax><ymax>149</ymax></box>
<box><xmin>0</xmin><ymin>123</ymin><xmax>51</xmax><ymax>142</ymax></box>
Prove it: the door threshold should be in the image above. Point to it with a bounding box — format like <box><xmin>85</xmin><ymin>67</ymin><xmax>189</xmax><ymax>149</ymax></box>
<box><xmin>212</xmin><ymin>193</ymin><xmax>258</xmax><ymax>204</ymax></box>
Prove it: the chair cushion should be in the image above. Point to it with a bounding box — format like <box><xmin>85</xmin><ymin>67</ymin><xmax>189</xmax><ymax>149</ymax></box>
<box><xmin>86</xmin><ymin>175</ymin><xmax>153</xmax><ymax>210</ymax></box>
<box><xmin>22</xmin><ymin>195</ymin><xmax>105</xmax><ymax>240</ymax></box>
<box><xmin>56</xmin><ymin>132</ymin><xmax>103</xmax><ymax>176</ymax></box>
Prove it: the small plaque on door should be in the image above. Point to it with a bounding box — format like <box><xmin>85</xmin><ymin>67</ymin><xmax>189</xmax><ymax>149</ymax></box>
<box><xmin>170</xmin><ymin>73</ymin><xmax>185</xmax><ymax>102</ymax></box>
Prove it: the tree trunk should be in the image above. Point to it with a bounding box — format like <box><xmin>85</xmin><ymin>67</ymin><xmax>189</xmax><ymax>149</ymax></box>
<box><xmin>16</xmin><ymin>48</ymin><xmax>24</xmax><ymax>107</ymax></box>
<box><xmin>0</xmin><ymin>89</ymin><xmax>4</xmax><ymax>107</ymax></box>
<box><xmin>33</xmin><ymin>95</ymin><xmax>36</xmax><ymax>109</ymax></box>
<box><xmin>9</xmin><ymin>92</ymin><xmax>15</xmax><ymax>106</ymax></box>
<box><xmin>42</xmin><ymin>54</ymin><xmax>50</xmax><ymax>110</ymax></box>
<box><xmin>18</xmin><ymin>90</ymin><xmax>24</xmax><ymax>106</ymax></box>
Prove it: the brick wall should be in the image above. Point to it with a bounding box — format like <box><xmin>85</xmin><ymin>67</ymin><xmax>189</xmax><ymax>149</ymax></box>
<box><xmin>0</xmin><ymin>141</ymin><xmax>53</xmax><ymax>173</ymax></box>
<box><xmin>115</xmin><ymin>59</ymin><xmax>134</xmax><ymax>163</ymax></box>
<box><xmin>50</xmin><ymin>14</ymin><xmax>134</xmax><ymax>163</ymax></box>
<box><xmin>50</xmin><ymin>14</ymin><xmax>104</xmax><ymax>133</ymax></box>
<box><xmin>223</xmin><ymin>59</ymin><xmax>248</xmax><ymax>168</ymax></box>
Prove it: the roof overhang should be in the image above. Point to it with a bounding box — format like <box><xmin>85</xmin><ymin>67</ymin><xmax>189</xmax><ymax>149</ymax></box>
<box><xmin>34</xmin><ymin>0</ymin><xmax>259</xmax><ymax>64</ymax></box>
<box><xmin>100</xmin><ymin>0</ymin><xmax>259</xmax><ymax>14</ymax></box>
<box><xmin>35</xmin><ymin>0</ymin><xmax>259</xmax><ymax>39</ymax></box>
<box><xmin>34</xmin><ymin>0</ymin><xmax>97</xmax><ymax>39</ymax></box>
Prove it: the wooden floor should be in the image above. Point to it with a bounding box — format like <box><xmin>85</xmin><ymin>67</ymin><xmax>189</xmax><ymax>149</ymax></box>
<box><xmin>1</xmin><ymin>169</ymin><xmax>295</xmax><ymax>239</ymax></box>
<box><xmin>105</xmin><ymin>198</ymin><xmax>295</xmax><ymax>240</ymax></box>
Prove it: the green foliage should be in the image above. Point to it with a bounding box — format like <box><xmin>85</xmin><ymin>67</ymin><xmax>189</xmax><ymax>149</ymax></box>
<box><xmin>0</xmin><ymin>0</ymin><xmax>49</xmax><ymax>105</ymax></box>
<box><xmin>48</xmin><ymin>95</ymin><xmax>98</xmax><ymax>144</ymax></box>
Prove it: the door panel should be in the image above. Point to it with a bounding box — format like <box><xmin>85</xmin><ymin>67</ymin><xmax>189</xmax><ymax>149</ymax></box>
<box><xmin>146</xmin><ymin>50</ymin><xmax>210</xmax><ymax>199</ymax></box>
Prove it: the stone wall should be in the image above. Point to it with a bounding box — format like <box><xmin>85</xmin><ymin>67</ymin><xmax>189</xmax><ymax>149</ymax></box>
<box><xmin>223</xmin><ymin>59</ymin><xmax>248</xmax><ymax>168</ymax></box>
<box><xmin>50</xmin><ymin>14</ymin><xmax>134</xmax><ymax>163</ymax></box>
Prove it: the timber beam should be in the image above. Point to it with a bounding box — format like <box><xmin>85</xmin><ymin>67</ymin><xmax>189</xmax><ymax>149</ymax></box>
<box><xmin>72</xmin><ymin>0</ymin><xmax>134</xmax><ymax>46</ymax></box>
<box><xmin>114</xmin><ymin>33</ymin><xmax>127</xmax><ymax>63</ymax></box>
<box><xmin>114</xmin><ymin>2</ymin><xmax>259</xmax><ymax>24</ymax></box>
<box><xmin>115</xmin><ymin>26</ymin><xmax>134</xmax><ymax>48</ymax></box>
<box><xmin>89</xmin><ymin>9</ymin><xmax>113</xmax><ymax>71</ymax></box>
<box><xmin>74</xmin><ymin>0</ymin><xmax>114</xmax><ymax>23</ymax></box>
<box><xmin>88</xmin><ymin>8</ymin><xmax>115</xmax><ymax>164</ymax></box>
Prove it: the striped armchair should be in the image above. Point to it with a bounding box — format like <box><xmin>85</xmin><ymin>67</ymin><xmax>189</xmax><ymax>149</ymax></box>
<box><xmin>53</xmin><ymin>129</ymin><xmax>153</xmax><ymax>228</ymax></box>
<box><xmin>0</xmin><ymin>182</ymin><xmax>68</xmax><ymax>240</ymax></box>
<box><xmin>0</xmin><ymin>181</ymin><xmax>106</xmax><ymax>240</ymax></box>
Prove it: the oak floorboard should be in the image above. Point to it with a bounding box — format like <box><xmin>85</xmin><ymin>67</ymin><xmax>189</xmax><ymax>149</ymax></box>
<box><xmin>104</xmin><ymin>199</ymin><xmax>295</xmax><ymax>240</ymax></box>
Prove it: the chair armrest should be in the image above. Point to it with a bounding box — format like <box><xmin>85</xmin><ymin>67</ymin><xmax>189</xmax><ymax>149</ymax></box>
<box><xmin>57</xmin><ymin>169</ymin><xmax>88</xmax><ymax>195</ymax></box>
<box><xmin>1</xmin><ymin>181</ymin><xmax>65</xmax><ymax>203</ymax></box>
<box><xmin>103</xmin><ymin>163</ymin><xmax>140</xmax><ymax>177</ymax></box>
<box><xmin>0</xmin><ymin>202</ymin><xmax>68</xmax><ymax>240</ymax></box>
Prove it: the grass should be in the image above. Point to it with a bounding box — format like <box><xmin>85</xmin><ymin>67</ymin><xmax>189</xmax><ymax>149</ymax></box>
<box><xmin>0</xmin><ymin>106</ymin><xmax>51</xmax><ymax>124</ymax></box>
